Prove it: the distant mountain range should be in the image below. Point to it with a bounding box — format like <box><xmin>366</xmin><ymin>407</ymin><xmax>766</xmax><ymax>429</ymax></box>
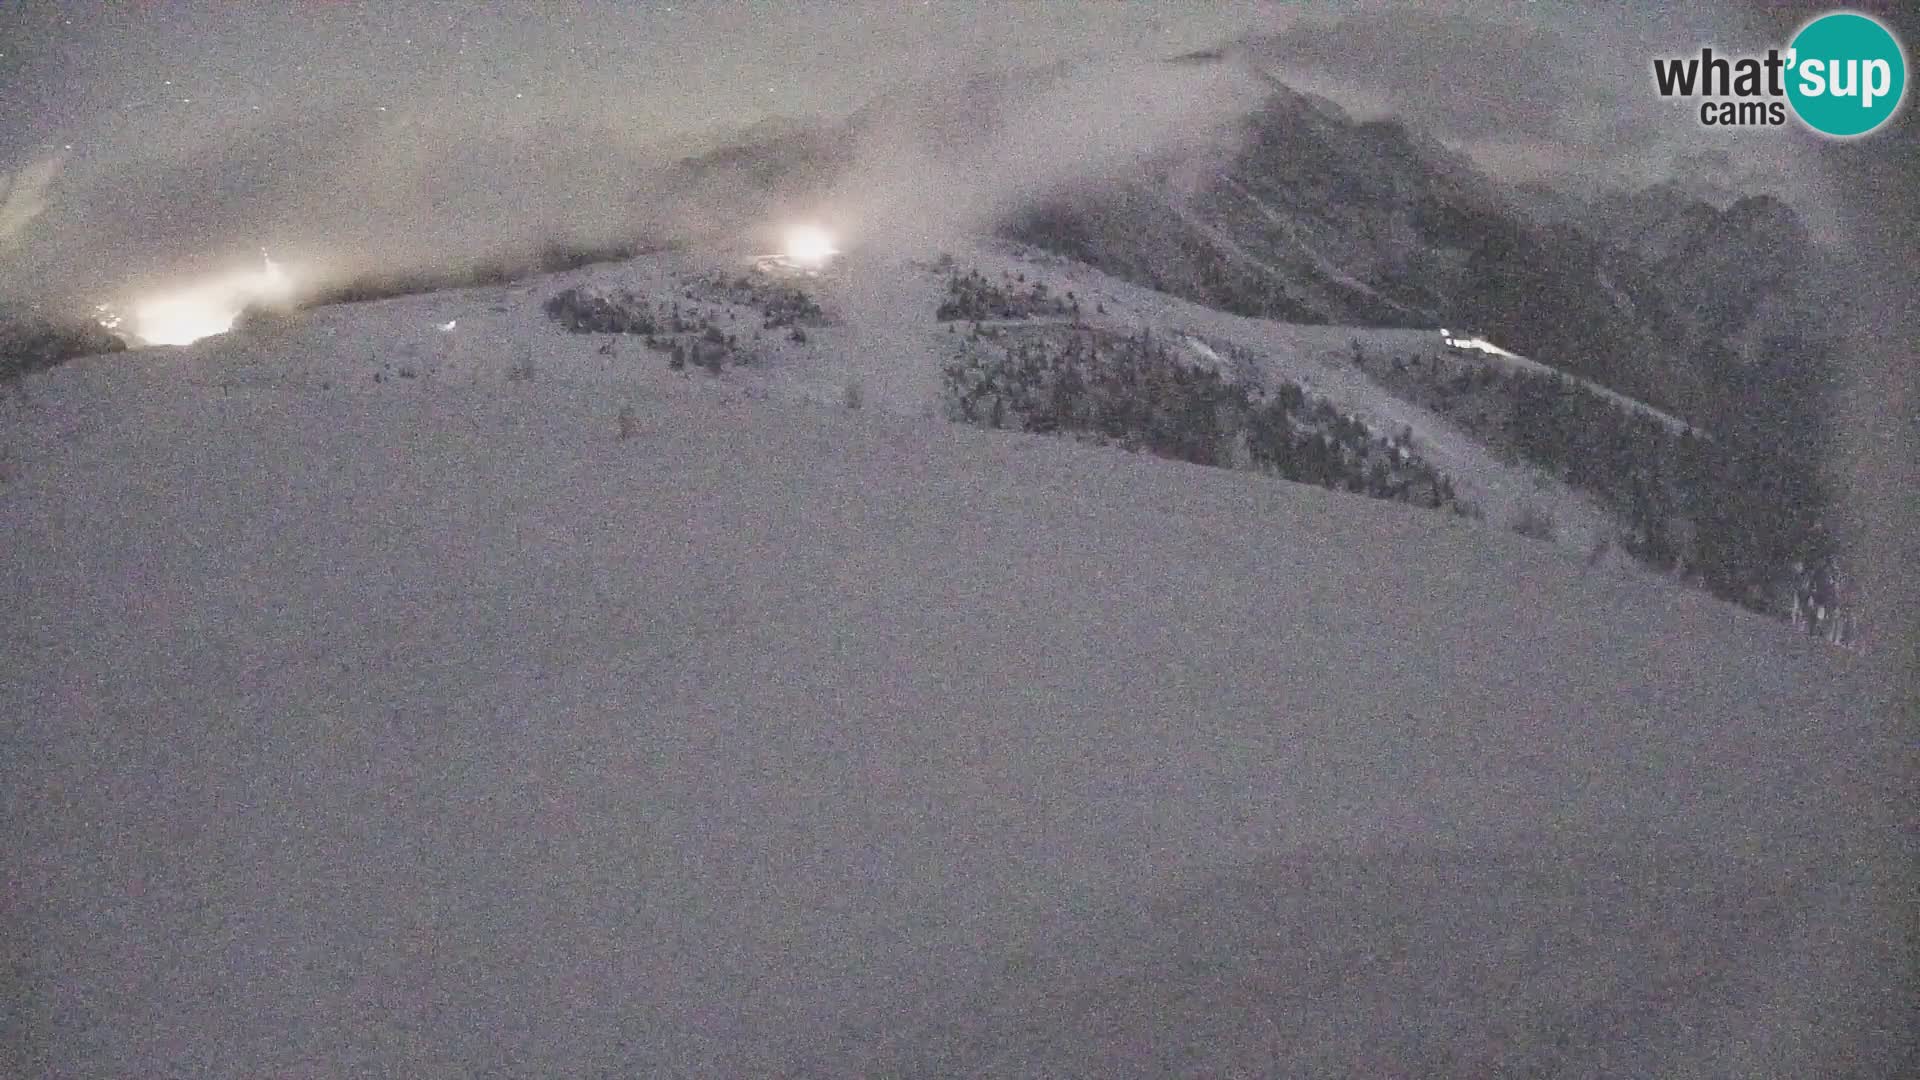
<box><xmin>655</xmin><ymin>46</ymin><xmax>1836</xmax><ymax>445</ymax></box>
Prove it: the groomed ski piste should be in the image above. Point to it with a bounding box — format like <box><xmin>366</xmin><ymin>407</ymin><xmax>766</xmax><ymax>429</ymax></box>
<box><xmin>4</xmin><ymin>240</ymin><xmax>1908</xmax><ymax>1076</ymax></box>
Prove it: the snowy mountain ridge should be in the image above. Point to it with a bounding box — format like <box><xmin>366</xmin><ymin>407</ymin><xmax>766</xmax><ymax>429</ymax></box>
<box><xmin>15</xmin><ymin>242</ymin><xmax>1661</xmax><ymax>559</ymax></box>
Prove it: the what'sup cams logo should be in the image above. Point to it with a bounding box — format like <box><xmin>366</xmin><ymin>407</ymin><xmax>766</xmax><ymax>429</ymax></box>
<box><xmin>1653</xmin><ymin>10</ymin><xmax>1907</xmax><ymax>136</ymax></box>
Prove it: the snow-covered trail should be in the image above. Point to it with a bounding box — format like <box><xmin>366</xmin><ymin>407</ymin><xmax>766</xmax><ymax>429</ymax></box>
<box><xmin>945</xmin><ymin>241</ymin><xmax>1626</xmax><ymax>549</ymax></box>
<box><xmin>809</xmin><ymin>249</ymin><xmax>950</xmax><ymax>415</ymax></box>
<box><xmin>4</xmin><ymin>365</ymin><xmax>1906</xmax><ymax>1076</ymax></box>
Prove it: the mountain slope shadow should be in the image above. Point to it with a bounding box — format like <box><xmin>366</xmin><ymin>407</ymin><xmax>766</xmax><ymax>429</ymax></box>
<box><xmin>834</xmin><ymin>823</ymin><xmax>1906</xmax><ymax>1078</ymax></box>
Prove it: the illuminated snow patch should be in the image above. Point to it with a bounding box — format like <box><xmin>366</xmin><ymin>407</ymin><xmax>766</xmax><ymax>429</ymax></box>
<box><xmin>782</xmin><ymin>224</ymin><xmax>838</xmax><ymax>268</ymax></box>
<box><xmin>125</xmin><ymin>254</ymin><xmax>298</xmax><ymax>346</ymax></box>
<box><xmin>1440</xmin><ymin>330</ymin><xmax>1517</xmax><ymax>358</ymax></box>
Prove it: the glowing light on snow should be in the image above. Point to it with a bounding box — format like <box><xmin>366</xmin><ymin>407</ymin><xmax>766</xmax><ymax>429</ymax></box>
<box><xmin>125</xmin><ymin>253</ymin><xmax>297</xmax><ymax>346</ymax></box>
<box><xmin>1440</xmin><ymin>330</ymin><xmax>1517</xmax><ymax>358</ymax></box>
<box><xmin>782</xmin><ymin>224</ymin><xmax>838</xmax><ymax>268</ymax></box>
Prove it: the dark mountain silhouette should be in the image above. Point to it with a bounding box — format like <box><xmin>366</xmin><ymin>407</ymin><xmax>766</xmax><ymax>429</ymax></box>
<box><xmin>637</xmin><ymin>49</ymin><xmax>1848</xmax><ymax>634</ymax></box>
<box><xmin>653</xmin><ymin>50</ymin><xmax>1829</xmax><ymax>441</ymax></box>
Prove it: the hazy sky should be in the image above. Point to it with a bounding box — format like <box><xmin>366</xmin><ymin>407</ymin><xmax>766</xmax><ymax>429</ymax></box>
<box><xmin>0</xmin><ymin>1</ymin><xmax>1906</xmax><ymax>299</ymax></box>
<box><xmin>0</xmin><ymin>2</ymin><xmax>1270</xmax><ymax>157</ymax></box>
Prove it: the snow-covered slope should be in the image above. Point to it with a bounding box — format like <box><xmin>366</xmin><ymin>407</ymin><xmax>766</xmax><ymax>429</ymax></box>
<box><xmin>171</xmin><ymin>243</ymin><xmax>1653</xmax><ymax>554</ymax></box>
<box><xmin>3</xmin><ymin>246</ymin><xmax>1560</xmax><ymax>549</ymax></box>
<box><xmin>4</xmin><ymin>255</ymin><xmax>1908</xmax><ymax>1076</ymax></box>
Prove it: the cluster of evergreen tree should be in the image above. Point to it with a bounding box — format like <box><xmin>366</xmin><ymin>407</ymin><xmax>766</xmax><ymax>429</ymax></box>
<box><xmin>935</xmin><ymin>268</ymin><xmax>1078</xmax><ymax>322</ymax></box>
<box><xmin>1507</xmin><ymin>365</ymin><xmax>1843</xmax><ymax>636</ymax></box>
<box><xmin>542</xmin><ymin>287</ymin><xmax>658</xmax><ymax>336</ymax></box>
<box><xmin>690</xmin><ymin>273</ymin><xmax>826</xmax><ymax>329</ymax></box>
<box><xmin>757</xmin><ymin>287</ymin><xmax>824</xmax><ymax>329</ymax></box>
<box><xmin>941</xmin><ymin>328</ymin><xmax>1465</xmax><ymax>514</ymax></box>
<box><xmin>1349</xmin><ymin>342</ymin><xmax>1850</xmax><ymax>640</ymax></box>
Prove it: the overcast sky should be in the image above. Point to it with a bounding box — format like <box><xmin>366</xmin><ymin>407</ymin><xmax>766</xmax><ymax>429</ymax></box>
<box><xmin>0</xmin><ymin>2</ymin><xmax>1270</xmax><ymax>159</ymax></box>
<box><xmin>0</xmin><ymin>1</ymin><xmax>1908</xmax><ymax>299</ymax></box>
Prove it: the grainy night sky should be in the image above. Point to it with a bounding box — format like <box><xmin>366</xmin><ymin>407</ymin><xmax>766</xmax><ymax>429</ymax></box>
<box><xmin>0</xmin><ymin>2</ymin><xmax>1868</xmax><ymax>294</ymax></box>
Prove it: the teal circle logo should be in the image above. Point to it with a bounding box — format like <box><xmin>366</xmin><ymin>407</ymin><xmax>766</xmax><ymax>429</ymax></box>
<box><xmin>1786</xmin><ymin>11</ymin><xmax>1906</xmax><ymax>137</ymax></box>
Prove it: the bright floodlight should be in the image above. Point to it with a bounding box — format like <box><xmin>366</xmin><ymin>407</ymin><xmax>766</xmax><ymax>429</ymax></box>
<box><xmin>783</xmin><ymin>225</ymin><xmax>837</xmax><ymax>268</ymax></box>
<box><xmin>128</xmin><ymin>253</ymin><xmax>296</xmax><ymax>346</ymax></box>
